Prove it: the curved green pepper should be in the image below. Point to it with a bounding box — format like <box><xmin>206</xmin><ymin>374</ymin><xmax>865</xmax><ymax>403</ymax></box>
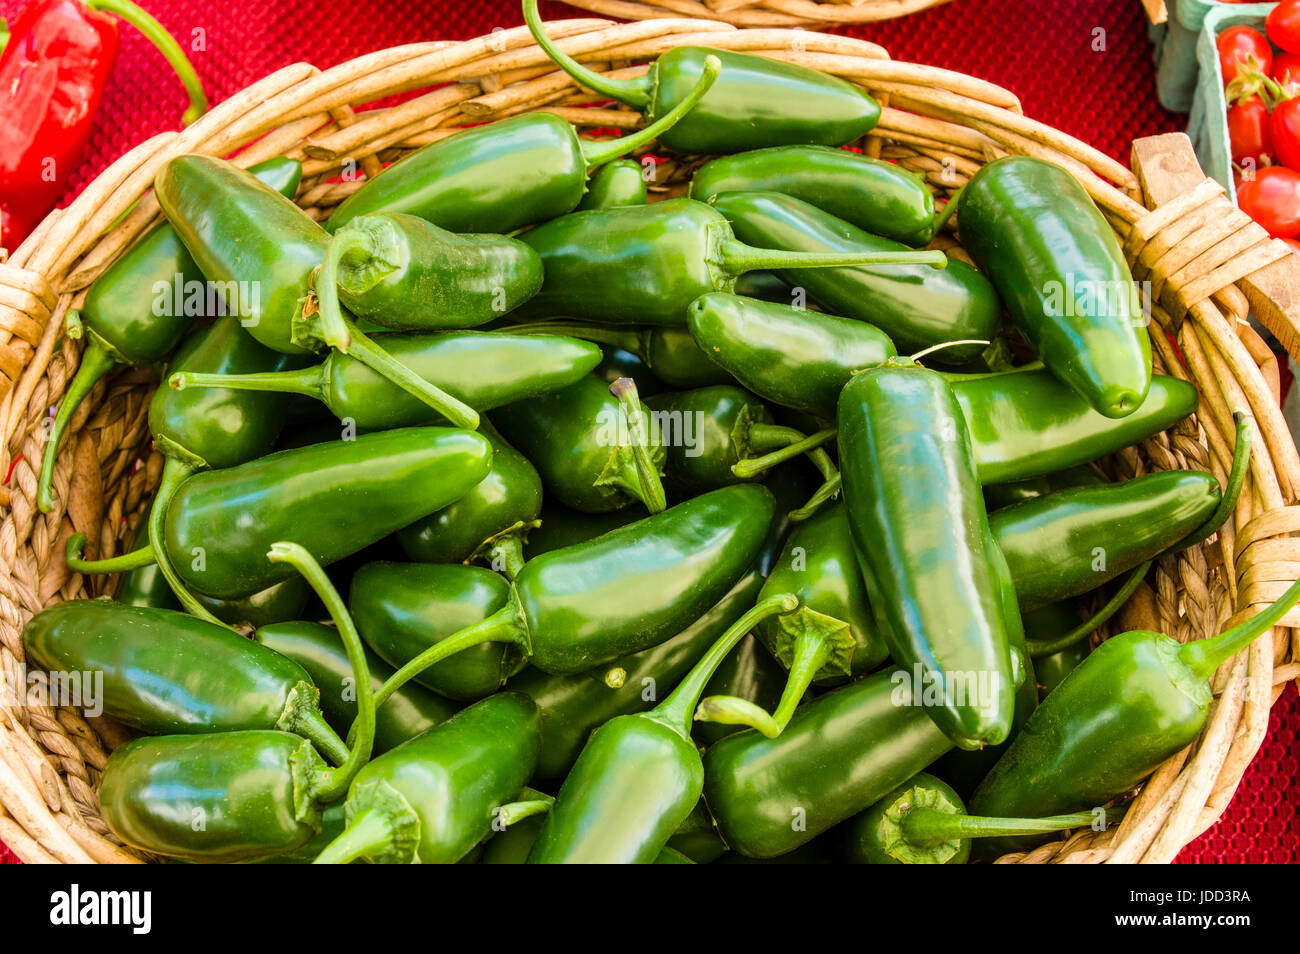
<box><xmin>524</xmin><ymin>0</ymin><xmax>878</xmax><ymax>155</ymax></box>
<box><xmin>646</xmin><ymin>385</ymin><xmax>786</xmax><ymax>494</ymax></box>
<box><xmin>709</xmin><ymin>191</ymin><xmax>998</xmax><ymax>362</ymax></box>
<box><xmin>37</xmin><ymin>157</ymin><xmax>303</xmax><ymax>513</ymax></box>
<box><xmin>577</xmin><ymin>158</ymin><xmax>647</xmax><ymax>210</ymax></box>
<box><xmin>959</xmin><ymin>156</ymin><xmax>1151</xmax><ymax>418</ymax></box>
<box><xmin>839</xmin><ymin>361</ymin><xmax>1014</xmax><ymax>748</ymax></box>
<box><xmin>690</xmin><ymin>145</ymin><xmax>935</xmax><ymax>246</ymax></box>
<box><xmin>516</xmin><ymin>198</ymin><xmax>945</xmax><ymax>327</ymax></box>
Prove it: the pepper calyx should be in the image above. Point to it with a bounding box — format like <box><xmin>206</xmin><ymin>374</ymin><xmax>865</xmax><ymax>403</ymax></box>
<box><xmin>876</xmin><ymin>781</ymin><xmax>967</xmax><ymax>865</ymax></box>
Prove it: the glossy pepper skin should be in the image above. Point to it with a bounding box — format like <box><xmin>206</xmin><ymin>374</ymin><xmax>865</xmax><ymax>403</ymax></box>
<box><xmin>983</xmin><ymin>466</ymin><xmax>1106</xmax><ymax>511</ymax></box>
<box><xmin>953</xmin><ymin>370</ymin><xmax>1197</xmax><ymax>485</ymax></box>
<box><xmin>688</xmin><ymin>292</ymin><xmax>895</xmax><ymax>418</ymax></box>
<box><xmin>255</xmin><ymin>621</ymin><xmax>458</xmax><ymax>756</ymax></box>
<box><xmin>645</xmin><ymin>385</ymin><xmax>775</xmax><ymax>495</ymax></box>
<box><xmin>991</xmin><ymin>470</ymin><xmax>1221</xmax><ymax>609</ymax></box>
<box><xmin>350</xmin><ymin>562</ymin><xmax>524</xmax><ymax>701</ymax></box>
<box><xmin>99</xmin><ymin>730</ymin><xmax>327</xmax><ymax>863</ymax></box>
<box><xmin>703</xmin><ymin>668</ymin><xmax>954</xmax><ymax>858</ymax></box>
<box><xmin>710</xmin><ymin>191</ymin><xmax>998</xmax><ymax>362</ymax></box>
<box><xmin>839</xmin><ymin>363</ymin><xmax>1014</xmax><ymax>748</ymax></box>
<box><xmin>317</xmin><ymin>693</ymin><xmax>541</xmax><ymax>864</ymax></box>
<box><xmin>958</xmin><ymin>157</ymin><xmax>1151</xmax><ymax>418</ymax></box>
<box><xmin>163</xmin><ymin>427</ymin><xmax>491</xmax><ymax>600</ymax></box>
<box><xmin>577</xmin><ymin>158</ymin><xmax>647</xmax><ymax>210</ymax></box>
<box><xmin>524</xmin><ymin>0</ymin><xmax>878</xmax><ymax>156</ymax></box>
<box><xmin>510</xmin><ymin>320</ymin><xmax>732</xmax><ymax>390</ymax></box>
<box><xmin>690</xmin><ymin>145</ymin><xmax>935</xmax><ymax>246</ymax></box>
<box><xmin>170</xmin><ymin>331</ymin><xmax>601</xmax><ymax>431</ymax></box>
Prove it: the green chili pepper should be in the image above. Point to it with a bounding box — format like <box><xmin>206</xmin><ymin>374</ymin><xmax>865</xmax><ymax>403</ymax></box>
<box><xmin>254</xmin><ymin>620</ymin><xmax>458</xmax><ymax>756</ymax></box>
<box><xmin>314</xmin><ymin>692</ymin><xmax>542</xmax><ymax>864</ymax></box>
<box><xmin>163</xmin><ymin>427</ymin><xmax>492</xmax><ymax>601</ymax></box>
<box><xmin>577</xmin><ymin>158</ymin><xmax>647</xmax><ymax>210</ymax></box>
<box><xmin>326</xmin><ymin>57</ymin><xmax>721</xmax><ymax>234</ymax></box>
<box><xmin>709</xmin><ymin>191</ymin><xmax>997</xmax><ymax>362</ymax></box>
<box><xmin>593</xmin><ymin>346</ymin><xmax>665</xmax><ymax>397</ymax></box>
<box><xmin>515</xmin><ymin>198</ymin><xmax>946</xmax><ymax>328</ymax></box>
<box><xmin>846</xmin><ymin>773</ymin><xmax>1118</xmax><ymax>864</ymax></box>
<box><xmin>169</xmin><ymin>331</ymin><xmax>601</xmax><ymax>431</ymax></box>
<box><xmin>687</xmin><ymin>292</ymin><xmax>896</xmax><ymax>418</ymax></box>
<box><xmin>839</xmin><ymin>360</ymin><xmax>1014</xmax><ymax>749</ymax></box>
<box><xmin>959</xmin><ymin>156</ymin><xmax>1151</xmax><ymax>418</ymax></box>
<box><xmin>690</xmin><ymin>145</ymin><xmax>935</xmax><ymax>246</ymax></box>
<box><xmin>732</xmin><ymin>270</ymin><xmax>797</xmax><ymax>304</ymax></box>
<box><xmin>523</xmin><ymin>0</ymin><xmax>879</xmax><ymax>155</ymax></box>
<box><xmin>703</xmin><ymin>667</ymin><xmax>954</xmax><ymax>858</ymax></box>
<box><xmin>37</xmin><ymin>157</ymin><xmax>302</xmax><ymax>514</ymax></box>
<box><xmin>493</xmin><ymin>374</ymin><xmax>667</xmax><ymax>514</ymax></box>
<box><xmin>970</xmin><ymin>576</ymin><xmax>1300</xmax><ymax>856</ymax></box>
<box><xmin>983</xmin><ymin>466</ymin><xmax>1106</xmax><ymax>511</ymax></box>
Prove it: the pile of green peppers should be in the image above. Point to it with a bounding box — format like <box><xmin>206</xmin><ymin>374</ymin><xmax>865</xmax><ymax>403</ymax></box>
<box><xmin>28</xmin><ymin>1</ymin><xmax>1295</xmax><ymax>865</ymax></box>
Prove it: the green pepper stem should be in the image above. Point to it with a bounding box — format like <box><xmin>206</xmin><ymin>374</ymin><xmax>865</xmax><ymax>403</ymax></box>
<box><xmin>929</xmin><ymin>182</ymin><xmax>966</xmax><ymax>236</ymax></box>
<box><xmin>1169</xmin><ymin>411</ymin><xmax>1251</xmax><ymax>553</ymax></box>
<box><xmin>650</xmin><ymin>594</ymin><xmax>799</xmax><ymax>738</ymax></box>
<box><xmin>789</xmin><ymin>468</ymin><xmax>841</xmax><ymax>523</ymax></box>
<box><xmin>486</xmin><ymin>533</ymin><xmax>528</xmax><ymax>581</ymax></box>
<box><xmin>697</xmin><ymin>626</ymin><xmax>832</xmax><ymax>738</ymax></box>
<box><xmin>733</xmin><ymin>427</ymin><xmax>835</xmax><ymax>479</ymax></box>
<box><xmin>64</xmin><ymin>533</ymin><xmax>155</xmax><ymax>574</ymax></box>
<box><xmin>313</xmin><ymin>807</ymin><xmax>393</xmax><ymax>865</ymax></box>
<box><xmin>1025</xmin><ymin>559</ymin><xmax>1152</xmax><ymax>658</ymax></box>
<box><xmin>168</xmin><ymin>363</ymin><xmax>328</xmax><ymax>400</ymax></box>
<box><xmin>268</xmin><ymin>542</ymin><xmax>375</xmax><ymax>801</ymax></box>
<box><xmin>39</xmin><ymin>340</ymin><xmax>119</xmax><ymax>513</ymax></box>
<box><xmin>495</xmin><ymin>794</ymin><xmax>555</xmax><ymax>828</ymax></box>
<box><xmin>85</xmin><ymin>0</ymin><xmax>207</xmax><ymax>125</ymax></box>
<box><xmin>292</xmin><ymin>707</ymin><xmax>352</xmax><ymax>767</ymax></box>
<box><xmin>610</xmin><ymin>377</ymin><xmax>667</xmax><ymax>513</ymax></box>
<box><xmin>371</xmin><ymin>601</ymin><xmax>528</xmax><ymax>712</ymax></box>
<box><xmin>524</xmin><ymin>0</ymin><xmax>653</xmax><ymax>111</ymax></box>
<box><xmin>146</xmin><ymin>459</ymin><xmax>233</xmax><ymax>629</ymax></box>
<box><xmin>1180</xmin><ymin>576</ymin><xmax>1300</xmax><ymax>680</ymax></box>
<box><xmin>900</xmin><ymin>806</ymin><xmax>1121</xmax><ymax>848</ymax></box>
<box><xmin>910</xmin><ymin>339</ymin><xmax>992</xmax><ymax>364</ymax></box>
<box><xmin>718</xmin><ymin>240</ymin><xmax>947</xmax><ymax>278</ymax></box>
<box><xmin>579</xmin><ymin>55</ymin><xmax>722</xmax><ymax>169</ymax></box>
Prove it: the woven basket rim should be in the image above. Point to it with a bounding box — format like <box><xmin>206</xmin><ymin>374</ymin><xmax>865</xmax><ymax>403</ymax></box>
<box><xmin>0</xmin><ymin>15</ymin><xmax>1296</xmax><ymax>865</ymax></box>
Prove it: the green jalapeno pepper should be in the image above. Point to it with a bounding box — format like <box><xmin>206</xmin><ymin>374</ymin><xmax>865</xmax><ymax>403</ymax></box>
<box><xmin>593</xmin><ymin>346</ymin><xmax>665</xmax><ymax>397</ymax></box>
<box><xmin>314</xmin><ymin>692</ymin><xmax>542</xmax><ymax>864</ymax></box>
<box><xmin>168</xmin><ymin>331</ymin><xmax>601</xmax><ymax>431</ymax></box>
<box><xmin>709</xmin><ymin>191</ymin><xmax>998</xmax><ymax>363</ymax></box>
<box><xmin>687</xmin><ymin>292</ymin><xmax>896</xmax><ymax>418</ymax></box>
<box><xmin>515</xmin><ymin>198</ymin><xmax>945</xmax><ymax>328</ymax></box>
<box><xmin>846</xmin><ymin>772</ymin><xmax>1118</xmax><ymax>864</ymax></box>
<box><xmin>36</xmin><ymin>157</ymin><xmax>303</xmax><ymax>514</ymax></box>
<box><xmin>839</xmin><ymin>360</ymin><xmax>1014</xmax><ymax>749</ymax></box>
<box><xmin>164</xmin><ymin>426</ymin><xmax>492</xmax><ymax>601</ymax></box>
<box><xmin>493</xmin><ymin>374</ymin><xmax>667</xmax><ymax>514</ymax></box>
<box><xmin>958</xmin><ymin>156</ymin><xmax>1151</xmax><ymax>418</ymax></box>
<box><xmin>970</xmin><ymin>576</ymin><xmax>1300</xmax><ymax>856</ymax></box>
<box><xmin>690</xmin><ymin>145</ymin><xmax>935</xmax><ymax>246</ymax></box>
<box><xmin>983</xmin><ymin>466</ymin><xmax>1106</xmax><ymax>511</ymax></box>
<box><xmin>523</xmin><ymin>0</ymin><xmax>878</xmax><ymax>155</ymax></box>
<box><xmin>703</xmin><ymin>667</ymin><xmax>954</xmax><ymax>858</ymax></box>
<box><xmin>577</xmin><ymin>158</ymin><xmax>647</xmax><ymax>211</ymax></box>
<box><xmin>326</xmin><ymin>58</ymin><xmax>721</xmax><ymax>234</ymax></box>
<box><xmin>254</xmin><ymin>620</ymin><xmax>458</xmax><ymax>756</ymax></box>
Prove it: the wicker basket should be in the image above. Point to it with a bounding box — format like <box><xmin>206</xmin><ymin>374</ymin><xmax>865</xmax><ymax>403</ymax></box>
<box><xmin>555</xmin><ymin>0</ymin><xmax>955</xmax><ymax>28</ymax></box>
<box><xmin>1</xmin><ymin>16</ymin><xmax>1298</xmax><ymax>865</ymax></box>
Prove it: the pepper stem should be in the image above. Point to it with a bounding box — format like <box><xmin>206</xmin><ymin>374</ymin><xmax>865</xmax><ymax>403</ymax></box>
<box><xmin>579</xmin><ymin>55</ymin><xmax>722</xmax><ymax>169</ymax></box>
<box><xmin>64</xmin><ymin>534</ymin><xmax>155</xmax><ymax>574</ymax></box>
<box><xmin>789</xmin><ymin>461</ymin><xmax>842</xmax><ymax>523</ymax></box>
<box><xmin>39</xmin><ymin>340</ymin><xmax>119</xmax><ymax>513</ymax></box>
<box><xmin>524</xmin><ymin>0</ymin><xmax>652</xmax><ymax>111</ymax></box>
<box><xmin>1179</xmin><ymin>576</ymin><xmax>1300</xmax><ymax>681</ymax></box>
<box><xmin>901</xmin><ymin>806</ymin><xmax>1121</xmax><ymax>848</ymax></box>
<box><xmin>733</xmin><ymin>426</ymin><xmax>835</xmax><ymax>479</ymax></box>
<box><xmin>291</xmin><ymin>706</ymin><xmax>352</xmax><ymax>767</ymax></box>
<box><xmin>485</xmin><ymin>533</ymin><xmax>528</xmax><ymax>581</ymax></box>
<box><xmin>312</xmin><ymin>807</ymin><xmax>394</xmax><ymax>865</ymax></box>
<box><xmin>495</xmin><ymin>791</ymin><xmax>555</xmax><ymax>828</ymax></box>
<box><xmin>168</xmin><ymin>363</ymin><xmax>328</xmax><ymax>400</ymax></box>
<box><xmin>1169</xmin><ymin>411</ymin><xmax>1251</xmax><ymax>553</ymax></box>
<box><xmin>610</xmin><ymin>377</ymin><xmax>667</xmax><ymax>513</ymax></box>
<box><xmin>910</xmin><ymin>339</ymin><xmax>992</xmax><ymax>364</ymax></box>
<box><xmin>85</xmin><ymin>0</ymin><xmax>208</xmax><ymax>125</ymax></box>
<box><xmin>1024</xmin><ymin>559</ymin><xmax>1153</xmax><ymax>658</ymax></box>
<box><xmin>718</xmin><ymin>240</ymin><xmax>947</xmax><ymax>278</ymax></box>
<box><xmin>649</xmin><ymin>594</ymin><xmax>799</xmax><ymax>738</ymax></box>
<box><xmin>147</xmin><ymin>459</ymin><xmax>232</xmax><ymax>629</ymax></box>
<box><xmin>930</xmin><ymin>182</ymin><xmax>966</xmax><ymax>236</ymax></box>
<box><xmin>268</xmin><ymin>542</ymin><xmax>375</xmax><ymax>801</ymax></box>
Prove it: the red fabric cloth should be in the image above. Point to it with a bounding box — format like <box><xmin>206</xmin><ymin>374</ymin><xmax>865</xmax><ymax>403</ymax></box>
<box><xmin>0</xmin><ymin>0</ymin><xmax>1294</xmax><ymax>864</ymax></box>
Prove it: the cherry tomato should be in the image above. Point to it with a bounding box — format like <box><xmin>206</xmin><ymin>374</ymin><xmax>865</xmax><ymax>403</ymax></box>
<box><xmin>1229</xmin><ymin>94</ymin><xmax>1274</xmax><ymax>166</ymax></box>
<box><xmin>1267</xmin><ymin>0</ymin><xmax>1300</xmax><ymax>55</ymax></box>
<box><xmin>1218</xmin><ymin>26</ymin><xmax>1273</xmax><ymax>84</ymax></box>
<box><xmin>1238</xmin><ymin>166</ymin><xmax>1300</xmax><ymax>239</ymax></box>
<box><xmin>1270</xmin><ymin>97</ymin><xmax>1300</xmax><ymax>169</ymax></box>
<box><xmin>1275</xmin><ymin>51</ymin><xmax>1300</xmax><ymax>93</ymax></box>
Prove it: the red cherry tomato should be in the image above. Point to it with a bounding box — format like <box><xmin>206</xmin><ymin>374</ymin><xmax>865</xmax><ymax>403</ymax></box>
<box><xmin>1229</xmin><ymin>94</ymin><xmax>1274</xmax><ymax>166</ymax></box>
<box><xmin>1270</xmin><ymin>97</ymin><xmax>1300</xmax><ymax>169</ymax></box>
<box><xmin>1238</xmin><ymin>166</ymin><xmax>1300</xmax><ymax>239</ymax></box>
<box><xmin>1267</xmin><ymin>0</ymin><xmax>1300</xmax><ymax>55</ymax></box>
<box><xmin>1218</xmin><ymin>25</ymin><xmax>1273</xmax><ymax>84</ymax></box>
<box><xmin>1275</xmin><ymin>51</ymin><xmax>1300</xmax><ymax>92</ymax></box>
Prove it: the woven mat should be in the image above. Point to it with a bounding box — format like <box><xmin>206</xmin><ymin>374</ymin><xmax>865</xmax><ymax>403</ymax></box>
<box><xmin>0</xmin><ymin>0</ymin><xmax>1293</xmax><ymax>864</ymax></box>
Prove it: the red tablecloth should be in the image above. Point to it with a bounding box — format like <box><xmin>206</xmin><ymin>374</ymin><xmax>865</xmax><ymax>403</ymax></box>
<box><xmin>0</xmin><ymin>0</ymin><xmax>1295</xmax><ymax>864</ymax></box>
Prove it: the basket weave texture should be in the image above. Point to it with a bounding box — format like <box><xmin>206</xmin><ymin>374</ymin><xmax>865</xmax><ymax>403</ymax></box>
<box><xmin>552</xmin><ymin>0</ymin><xmax>954</xmax><ymax>27</ymax></box>
<box><xmin>0</xmin><ymin>17</ymin><xmax>1297</xmax><ymax>864</ymax></box>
